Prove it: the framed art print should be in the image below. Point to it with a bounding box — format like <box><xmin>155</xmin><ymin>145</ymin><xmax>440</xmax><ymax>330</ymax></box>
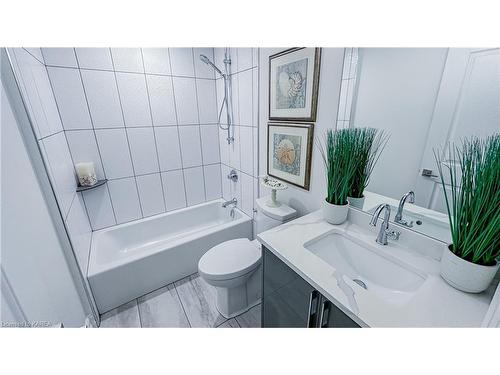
<box><xmin>267</xmin><ymin>122</ymin><xmax>314</xmax><ymax>190</ymax></box>
<box><xmin>269</xmin><ymin>48</ymin><xmax>321</xmax><ymax>122</ymax></box>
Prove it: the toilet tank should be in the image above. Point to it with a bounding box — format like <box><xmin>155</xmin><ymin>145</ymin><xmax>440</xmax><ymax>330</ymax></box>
<box><xmin>253</xmin><ymin>196</ymin><xmax>297</xmax><ymax>235</ymax></box>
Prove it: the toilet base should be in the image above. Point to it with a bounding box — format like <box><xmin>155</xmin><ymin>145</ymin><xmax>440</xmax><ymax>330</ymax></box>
<box><xmin>214</xmin><ymin>265</ymin><xmax>262</xmax><ymax>319</ymax></box>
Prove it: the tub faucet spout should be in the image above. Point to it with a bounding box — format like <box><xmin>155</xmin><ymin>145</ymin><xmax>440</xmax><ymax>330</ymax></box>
<box><xmin>222</xmin><ymin>198</ymin><xmax>237</xmax><ymax>208</ymax></box>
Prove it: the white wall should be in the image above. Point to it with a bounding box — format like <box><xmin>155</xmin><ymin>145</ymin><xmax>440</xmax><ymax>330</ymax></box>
<box><xmin>352</xmin><ymin>48</ymin><xmax>448</xmax><ymax>201</ymax></box>
<box><xmin>1</xmin><ymin>79</ymin><xmax>87</xmax><ymax>327</ymax></box>
<box><xmin>41</xmin><ymin>48</ymin><xmax>222</xmax><ymax>231</ymax></box>
<box><xmin>216</xmin><ymin>48</ymin><xmax>259</xmax><ymax>218</ymax></box>
<box><xmin>258</xmin><ymin>48</ymin><xmax>345</xmax><ymax>216</ymax></box>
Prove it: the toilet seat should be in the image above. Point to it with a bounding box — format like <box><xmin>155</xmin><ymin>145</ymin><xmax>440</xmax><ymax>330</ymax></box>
<box><xmin>198</xmin><ymin>238</ymin><xmax>261</xmax><ymax>281</ymax></box>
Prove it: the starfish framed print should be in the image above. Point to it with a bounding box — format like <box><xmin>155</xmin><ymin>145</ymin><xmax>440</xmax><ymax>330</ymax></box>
<box><xmin>269</xmin><ymin>48</ymin><xmax>321</xmax><ymax>122</ymax></box>
<box><xmin>267</xmin><ymin>122</ymin><xmax>314</xmax><ymax>190</ymax></box>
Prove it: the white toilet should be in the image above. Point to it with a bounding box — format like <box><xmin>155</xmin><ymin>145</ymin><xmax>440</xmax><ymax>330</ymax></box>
<box><xmin>198</xmin><ymin>196</ymin><xmax>297</xmax><ymax>318</ymax></box>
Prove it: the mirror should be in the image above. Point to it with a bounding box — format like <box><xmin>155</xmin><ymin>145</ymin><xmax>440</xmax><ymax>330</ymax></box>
<box><xmin>343</xmin><ymin>48</ymin><xmax>500</xmax><ymax>242</ymax></box>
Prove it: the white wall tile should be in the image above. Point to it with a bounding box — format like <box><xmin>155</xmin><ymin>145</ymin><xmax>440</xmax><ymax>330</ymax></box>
<box><xmin>65</xmin><ymin>194</ymin><xmax>91</xmax><ymax>274</ymax></box>
<box><xmin>221</xmin><ymin>164</ymin><xmax>231</xmax><ymax>200</ymax></box>
<box><xmin>215</xmin><ymin>77</ymin><xmax>227</xmax><ymax>123</ymax></box>
<box><xmin>253</xmin><ymin>127</ymin><xmax>258</xmax><ymax>177</ymax></box>
<box><xmin>126</xmin><ymin>127</ymin><xmax>159</xmax><ymax>175</ymax></box>
<box><xmin>161</xmin><ymin>170</ymin><xmax>186</xmax><ymax>211</ymax></box>
<box><xmin>107</xmin><ymin>178</ymin><xmax>142</xmax><ymax>224</ymax></box>
<box><xmin>228</xmin><ymin>126</ymin><xmax>240</xmax><ymax>170</ymax></box>
<box><xmin>146</xmin><ymin>75</ymin><xmax>177</xmax><ymax>126</ymax></box>
<box><xmin>24</xmin><ymin>48</ymin><xmax>44</xmax><ymax>63</ymax></box>
<box><xmin>196</xmin><ymin>79</ymin><xmax>217</xmax><ymax>123</ymax></box>
<box><xmin>238</xmin><ymin>69</ymin><xmax>253</xmax><ymax>126</ymax></box>
<box><xmin>82</xmin><ymin>185</ymin><xmax>116</xmax><ymax>230</ymax></box>
<box><xmin>66</xmin><ymin>130</ymin><xmax>105</xmax><ymax>179</ymax></box>
<box><xmin>178</xmin><ymin>126</ymin><xmax>202</xmax><ymax>168</ymax></box>
<box><xmin>183</xmin><ymin>167</ymin><xmax>205</xmax><ymax>206</ymax></box>
<box><xmin>228</xmin><ymin>48</ymin><xmax>239</xmax><ymax>74</ymax></box>
<box><xmin>116</xmin><ymin>72</ymin><xmax>152</xmax><ymax>127</ymax></box>
<box><xmin>239</xmin><ymin>126</ymin><xmax>253</xmax><ymax>175</ymax></box>
<box><xmin>136</xmin><ymin>173</ymin><xmax>165</xmax><ymax>217</ymax></box>
<box><xmin>154</xmin><ymin>127</ymin><xmax>182</xmax><ymax>171</ymax></box>
<box><xmin>252</xmin><ymin>68</ymin><xmax>258</xmax><ymax>126</ymax></box>
<box><xmin>47</xmin><ymin>67</ymin><xmax>92</xmax><ymax>130</ymax></box>
<box><xmin>214</xmin><ymin>48</ymin><xmax>226</xmax><ymax>69</ymax></box>
<box><xmin>95</xmin><ymin>129</ymin><xmax>134</xmax><ymax>179</ymax></box>
<box><xmin>11</xmin><ymin>49</ymin><xmax>63</xmax><ymax>138</ymax></box>
<box><xmin>75</xmin><ymin>48</ymin><xmax>113</xmax><ymax>70</ymax></box>
<box><xmin>219</xmin><ymin>127</ymin><xmax>229</xmax><ymax>165</ymax></box>
<box><xmin>169</xmin><ymin>48</ymin><xmax>195</xmax><ymax>77</ymax></box>
<box><xmin>237</xmin><ymin>48</ymin><xmax>253</xmax><ymax>72</ymax></box>
<box><xmin>111</xmin><ymin>48</ymin><xmax>144</xmax><ymax>73</ymax></box>
<box><xmin>41</xmin><ymin>133</ymin><xmax>77</xmax><ymax>217</ymax></box>
<box><xmin>204</xmin><ymin>164</ymin><xmax>222</xmax><ymax>201</ymax></box>
<box><xmin>240</xmin><ymin>172</ymin><xmax>254</xmax><ymax>217</ymax></box>
<box><xmin>194</xmin><ymin>48</ymin><xmax>215</xmax><ymax>79</ymax></box>
<box><xmin>81</xmin><ymin>70</ymin><xmax>124</xmax><ymax>128</ymax></box>
<box><xmin>42</xmin><ymin>48</ymin><xmax>78</xmax><ymax>68</ymax></box>
<box><xmin>230</xmin><ymin>73</ymin><xmax>240</xmax><ymax>124</ymax></box>
<box><xmin>200</xmin><ymin>125</ymin><xmax>220</xmax><ymax>164</ymax></box>
<box><xmin>142</xmin><ymin>48</ymin><xmax>171</xmax><ymax>75</ymax></box>
<box><xmin>252</xmin><ymin>48</ymin><xmax>259</xmax><ymax>68</ymax></box>
<box><xmin>172</xmin><ymin>77</ymin><xmax>199</xmax><ymax>125</ymax></box>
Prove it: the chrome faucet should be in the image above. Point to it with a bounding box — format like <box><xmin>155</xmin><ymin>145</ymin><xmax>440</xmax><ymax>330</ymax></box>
<box><xmin>222</xmin><ymin>198</ymin><xmax>237</xmax><ymax>208</ymax></box>
<box><xmin>369</xmin><ymin>204</ymin><xmax>401</xmax><ymax>245</ymax></box>
<box><xmin>394</xmin><ymin>191</ymin><xmax>415</xmax><ymax>227</ymax></box>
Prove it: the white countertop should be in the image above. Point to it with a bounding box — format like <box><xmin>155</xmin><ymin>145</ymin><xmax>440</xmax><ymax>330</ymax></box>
<box><xmin>257</xmin><ymin>209</ymin><xmax>496</xmax><ymax>327</ymax></box>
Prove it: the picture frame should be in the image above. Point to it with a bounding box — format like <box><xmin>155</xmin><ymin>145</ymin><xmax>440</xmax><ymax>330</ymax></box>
<box><xmin>267</xmin><ymin>122</ymin><xmax>314</xmax><ymax>190</ymax></box>
<box><xmin>269</xmin><ymin>47</ymin><xmax>321</xmax><ymax>122</ymax></box>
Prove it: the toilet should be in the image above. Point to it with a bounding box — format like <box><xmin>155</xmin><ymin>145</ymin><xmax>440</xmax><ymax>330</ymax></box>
<box><xmin>198</xmin><ymin>196</ymin><xmax>297</xmax><ymax>318</ymax></box>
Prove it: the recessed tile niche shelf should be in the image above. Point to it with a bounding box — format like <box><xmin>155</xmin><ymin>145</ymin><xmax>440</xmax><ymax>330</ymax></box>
<box><xmin>76</xmin><ymin>179</ymin><xmax>107</xmax><ymax>192</ymax></box>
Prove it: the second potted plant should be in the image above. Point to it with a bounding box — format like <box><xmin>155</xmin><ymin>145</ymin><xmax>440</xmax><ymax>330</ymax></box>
<box><xmin>347</xmin><ymin>127</ymin><xmax>388</xmax><ymax>209</ymax></box>
<box><xmin>435</xmin><ymin>134</ymin><xmax>500</xmax><ymax>293</ymax></box>
<box><xmin>319</xmin><ymin>129</ymin><xmax>358</xmax><ymax>224</ymax></box>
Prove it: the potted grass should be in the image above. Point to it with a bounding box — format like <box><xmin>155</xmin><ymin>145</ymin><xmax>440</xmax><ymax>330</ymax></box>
<box><xmin>318</xmin><ymin>129</ymin><xmax>358</xmax><ymax>224</ymax></box>
<box><xmin>434</xmin><ymin>134</ymin><xmax>500</xmax><ymax>293</ymax></box>
<box><xmin>347</xmin><ymin>127</ymin><xmax>389</xmax><ymax>209</ymax></box>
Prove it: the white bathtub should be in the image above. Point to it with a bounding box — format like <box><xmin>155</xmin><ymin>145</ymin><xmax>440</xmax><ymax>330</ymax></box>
<box><xmin>87</xmin><ymin>199</ymin><xmax>253</xmax><ymax>313</ymax></box>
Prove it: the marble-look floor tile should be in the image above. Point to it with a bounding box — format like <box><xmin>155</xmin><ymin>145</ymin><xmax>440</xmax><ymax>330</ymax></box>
<box><xmin>100</xmin><ymin>300</ymin><xmax>141</xmax><ymax>328</ymax></box>
<box><xmin>217</xmin><ymin>318</ymin><xmax>240</xmax><ymax>328</ymax></box>
<box><xmin>174</xmin><ymin>273</ymin><xmax>226</xmax><ymax>328</ymax></box>
<box><xmin>138</xmin><ymin>284</ymin><xmax>190</xmax><ymax>327</ymax></box>
<box><xmin>235</xmin><ymin>304</ymin><xmax>261</xmax><ymax>328</ymax></box>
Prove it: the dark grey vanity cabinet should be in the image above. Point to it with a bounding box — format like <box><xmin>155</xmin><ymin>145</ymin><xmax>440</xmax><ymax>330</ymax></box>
<box><xmin>262</xmin><ymin>246</ymin><xmax>360</xmax><ymax>328</ymax></box>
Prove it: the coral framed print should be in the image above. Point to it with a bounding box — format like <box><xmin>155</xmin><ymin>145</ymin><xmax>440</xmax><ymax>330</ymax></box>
<box><xmin>267</xmin><ymin>122</ymin><xmax>314</xmax><ymax>190</ymax></box>
<box><xmin>269</xmin><ymin>48</ymin><xmax>321</xmax><ymax>122</ymax></box>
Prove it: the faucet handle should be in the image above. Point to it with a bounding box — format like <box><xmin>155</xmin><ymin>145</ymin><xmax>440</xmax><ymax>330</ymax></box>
<box><xmin>386</xmin><ymin>229</ymin><xmax>401</xmax><ymax>241</ymax></box>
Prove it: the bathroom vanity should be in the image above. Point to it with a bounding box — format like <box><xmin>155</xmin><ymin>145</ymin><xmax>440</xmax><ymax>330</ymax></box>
<box><xmin>258</xmin><ymin>209</ymin><xmax>497</xmax><ymax>328</ymax></box>
<box><xmin>262</xmin><ymin>247</ymin><xmax>360</xmax><ymax>327</ymax></box>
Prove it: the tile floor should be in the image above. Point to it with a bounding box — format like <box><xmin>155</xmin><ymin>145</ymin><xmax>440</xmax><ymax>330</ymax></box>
<box><xmin>99</xmin><ymin>273</ymin><xmax>261</xmax><ymax>328</ymax></box>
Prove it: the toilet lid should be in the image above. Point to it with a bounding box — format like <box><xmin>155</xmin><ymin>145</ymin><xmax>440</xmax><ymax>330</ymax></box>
<box><xmin>198</xmin><ymin>238</ymin><xmax>261</xmax><ymax>281</ymax></box>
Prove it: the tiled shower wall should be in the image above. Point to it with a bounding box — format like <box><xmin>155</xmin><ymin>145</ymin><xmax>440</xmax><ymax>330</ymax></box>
<box><xmin>215</xmin><ymin>48</ymin><xmax>259</xmax><ymax>218</ymax></box>
<box><xmin>42</xmin><ymin>48</ymin><xmax>223</xmax><ymax>230</ymax></box>
<box><xmin>8</xmin><ymin>47</ymin><xmax>94</xmax><ymax>287</ymax></box>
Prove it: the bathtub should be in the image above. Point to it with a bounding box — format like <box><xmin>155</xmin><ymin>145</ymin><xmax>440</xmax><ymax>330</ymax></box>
<box><xmin>87</xmin><ymin>199</ymin><xmax>253</xmax><ymax>313</ymax></box>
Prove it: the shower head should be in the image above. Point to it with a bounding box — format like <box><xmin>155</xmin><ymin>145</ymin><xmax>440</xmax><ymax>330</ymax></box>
<box><xmin>199</xmin><ymin>54</ymin><xmax>224</xmax><ymax>77</ymax></box>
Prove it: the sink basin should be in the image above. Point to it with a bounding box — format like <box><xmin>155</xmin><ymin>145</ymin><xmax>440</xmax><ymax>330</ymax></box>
<box><xmin>367</xmin><ymin>204</ymin><xmax>451</xmax><ymax>242</ymax></box>
<box><xmin>304</xmin><ymin>230</ymin><xmax>426</xmax><ymax>294</ymax></box>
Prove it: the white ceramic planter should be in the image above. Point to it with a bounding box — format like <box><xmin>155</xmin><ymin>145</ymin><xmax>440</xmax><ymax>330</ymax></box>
<box><xmin>440</xmin><ymin>245</ymin><xmax>499</xmax><ymax>293</ymax></box>
<box><xmin>348</xmin><ymin>195</ymin><xmax>365</xmax><ymax>210</ymax></box>
<box><xmin>323</xmin><ymin>199</ymin><xmax>349</xmax><ymax>225</ymax></box>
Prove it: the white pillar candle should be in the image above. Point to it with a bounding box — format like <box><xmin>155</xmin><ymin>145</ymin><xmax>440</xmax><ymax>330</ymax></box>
<box><xmin>75</xmin><ymin>162</ymin><xmax>97</xmax><ymax>186</ymax></box>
